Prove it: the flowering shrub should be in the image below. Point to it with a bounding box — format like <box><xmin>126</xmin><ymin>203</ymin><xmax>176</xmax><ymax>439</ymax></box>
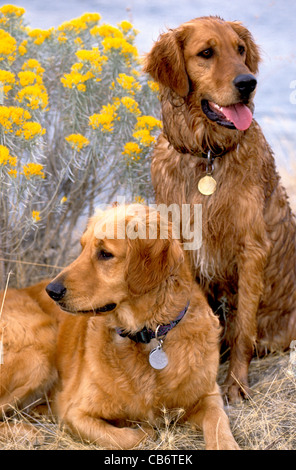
<box><xmin>0</xmin><ymin>5</ymin><xmax>161</xmax><ymax>286</ymax></box>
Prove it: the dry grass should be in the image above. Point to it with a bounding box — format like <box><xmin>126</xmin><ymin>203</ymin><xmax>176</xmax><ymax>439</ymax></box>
<box><xmin>1</xmin><ymin>351</ymin><xmax>295</xmax><ymax>450</ymax></box>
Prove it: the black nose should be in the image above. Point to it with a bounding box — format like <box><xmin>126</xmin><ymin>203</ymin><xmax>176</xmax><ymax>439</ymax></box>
<box><xmin>233</xmin><ymin>74</ymin><xmax>257</xmax><ymax>98</ymax></box>
<box><xmin>46</xmin><ymin>281</ymin><xmax>66</xmax><ymax>301</ymax></box>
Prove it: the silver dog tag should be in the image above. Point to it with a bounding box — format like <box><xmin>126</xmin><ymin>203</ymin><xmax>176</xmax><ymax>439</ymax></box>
<box><xmin>149</xmin><ymin>344</ymin><xmax>168</xmax><ymax>370</ymax></box>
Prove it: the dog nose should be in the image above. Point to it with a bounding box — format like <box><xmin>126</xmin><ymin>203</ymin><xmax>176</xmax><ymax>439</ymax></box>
<box><xmin>233</xmin><ymin>74</ymin><xmax>257</xmax><ymax>97</ymax></box>
<box><xmin>46</xmin><ymin>281</ymin><xmax>66</xmax><ymax>301</ymax></box>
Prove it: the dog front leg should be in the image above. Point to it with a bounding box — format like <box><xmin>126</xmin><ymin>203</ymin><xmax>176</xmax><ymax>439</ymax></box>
<box><xmin>188</xmin><ymin>384</ymin><xmax>239</xmax><ymax>450</ymax></box>
<box><xmin>62</xmin><ymin>408</ymin><xmax>150</xmax><ymax>450</ymax></box>
<box><xmin>223</xmin><ymin>242</ymin><xmax>268</xmax><ymax>403</ymax></box>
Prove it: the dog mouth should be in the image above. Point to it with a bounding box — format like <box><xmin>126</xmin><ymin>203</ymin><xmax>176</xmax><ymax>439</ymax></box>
<box><xmin>201</xmin><ymin>99</ymin><xmax>253</xmax><ymax>131</ymax></box>
<box><xmin>58</xmin><ymin>302</ymin><xmax>117</xmax><ymax>315</ymax></box>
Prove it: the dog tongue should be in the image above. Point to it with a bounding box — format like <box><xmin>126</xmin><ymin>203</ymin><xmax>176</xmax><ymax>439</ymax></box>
<box><xmin>221</xmin><ymin>103</ymin><xmax>253</xmax><ymax>131</ymax></box>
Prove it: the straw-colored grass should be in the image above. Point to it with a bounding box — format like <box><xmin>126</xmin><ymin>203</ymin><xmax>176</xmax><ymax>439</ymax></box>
<box><xmin>1</xmin><ymin>351</ymin><xmax>295</xmax><ymax>450</ymax></box>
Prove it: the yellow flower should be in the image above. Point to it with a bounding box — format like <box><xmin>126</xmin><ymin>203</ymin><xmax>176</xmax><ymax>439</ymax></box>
<box><xmin>18</xmin><ymin>70</ymin><xmax>42</xmax><ymax>87</ymax></box>
<box><xmin>75</xmin><ymin>47</ymin><xmax>107</xmax><ymax>76</ymax></box>
<box><xmin>74</xmin><ymin>37</ymin><xmax>83</xmax><ymax>46</ymax></box>
<box><xmin>112</xmin><ymin>97</ymin><xmax>121</xmax><ymax>108</ymax></box>
<box><xmin>76</xmin><ymin>48</ymin><xmax>101</xmax><ymax>62</ymax></box>
<box><xmin>120</xmin><ymin>96</ymin><xmax>141</xmax><ymax>115</ymax></box>
<box><xmin>132</xmin><ymin>116</ymin><xmax>162</xmax><ymax>147</ymax></box>
<box><xmin>131</xmin><ymin>69</ymin><xmax>140</xmax><ymax>77</ymax></box>
<box><xmin>118</xmin><ymin>21</ymin><xmax>133</xmax><ymax>33</ymax></box>
<box><xmin>0</xmin><ymin>69</ymin><xmax>15</xmax><ymax>94</ymax></box>
<box><xmin>8</xmin><ymin>155</ymin><xmax>17</xmax><ymax>166</ymax></box>
<box><xmin>90</xmin><ymin>24</ymin><xmax>123</xmax><ymax>38</ymax></box>
<box><xmin>135</xmin><ymin>115</ymin><xmax>162</xmax><ymax>130</ymax></box>
<box><xmin>147</xmin><ymin>80</ymin><xmax>160</xmax><ymax>93</ymax></box>
<box><xmin>65</xmin><ymin>133</ymin><xmax>89</xmax><ymax>151</ymax></box>
<box><xmin>57</xmin><ymin>32</ymin><xmax>67</xmax><ymax>43</ymax></box>
<box><xmin>71</xmin><ymin>62</ymin><xmax>83</xmax><ymax>72</ymax></box>
<box><xmin>0</xmin><ymin>145</ymin><xmax>9</xmax><ymax>165</ymax></box>
<box><xmin>0</xmin><ymin>5</ymin><xmax>25</xmax><ymax>17</ymax></box>
<box><xmin>122</xmin><ymin>141</ymin><xmax>141</xmax><ymax>157</ymax></box>
<box><xmin>22</xmin><ymin>59</ymin><xmax>44</xmax><ymax>77</ymax></box>
<box><xmin>0</xmin><ymin>107</ymin><xmax>45</xmax><ymax>140</ymax></box>
<box><xmin>18</xmin><ymin>39</ymin><xmax>27</xmax><ymax>56</ymax></box>
<box><xmin>80</xmin><ymin>13</ymin><xmax>101</xmax><ymax>23</ymax></box>
<box><xmin>89</xmin><ymin>103</ymin><xmax>118</xmax><ymax>133</ymax></box>
<box><xmin>23</xmin><ymin>163</ymin><xmax>45</xmax><ymax>178</ymax></box>
<box><xmin>134</xmin><ymin>195</ymin><xmax>145</xmax><ymax>204</ymax></box>
<box><xmin>32</xmin><ymin>211</ymin><xmax>41</xmax><ymax>222</ymax></box>
<box><xmin>16</xmin><ymin>84</ymin><xmax>49</xmax><ymax>110</ymax></box>
<box><xmin>102</xmin><ymin>37</ymin><xmax>138</xmax><ymax>58</ymax></box>
<box><xmin>8</xmin><ymin>168</ymin><xmax>17</xmax><ymax>177</ymax></box>
<box><xmin>0</xmin><ymin>144</ymin><xmax>16</xmax><ymax>166</ymax></box>
<box><xmin>19</xmin><ymin>122</ymin><xmax>46</xmax><ymax>140</ymax></box>
<box><xmin>58</xmin><ymin>13</ymin><xmax>101</xmax><ymax>34</ymax></box>
<box><xmin>117</xmin><ymin>20</ymin><xmax>139</xmax><ymax>38</ymax></box>
<box><xmin>0</xmin><ymin>29</ymin><xmax>16</xmax><ymax>62</ymax></box>
<box><xmin>116</xmin><ymin>73</ymin><xmax>141</xmax><ymax>94</ymax></box>
<box><xmin>28</xmin><ymin>28</ymin><xmax>53</xmax><ymax>45</ymax></box>
<box><xmin>0</xmin><ymin>106</ymin><xmax>31</xmax><ymax>133</ymax></box>
<box><xmin>132</xmin><ymin>128</ymin><xmax>156</xmax><ymax>146</ymax></box>
<box><xmin>61</xmin><ymin>68</ymin><xmax>94</xmax><ymax>92</ymax></box>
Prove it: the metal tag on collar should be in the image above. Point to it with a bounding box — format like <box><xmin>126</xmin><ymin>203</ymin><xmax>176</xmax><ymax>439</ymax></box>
<box><xmin>198</xmin><ymin>150</ymin><xmax>217</xmax><ymax>196</ymax></box>
<box><xmin>149</xmin><ymin>325</ymin><xmax>169</xmax><ymax>370</ymax></box>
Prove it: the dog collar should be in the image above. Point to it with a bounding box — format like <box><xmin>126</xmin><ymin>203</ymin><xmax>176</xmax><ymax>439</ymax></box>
<box><xmin>195</xmin><ymin>147</ymin><xmax>231</xmax><ymax>160</ymax></box>
<box><xmin>96</xmin><ymin>303</ymin><xmax>117</xmax><ymax>313</ymax></box>
<box><xmin>188</xmin><ymin>142</ymin><xmax>238</xmax><ymax>160</ymax></box>
<box><xmin>116</xmin><ymin>301</ymin><xmax>189</xmax><ymax>344</ymax></box>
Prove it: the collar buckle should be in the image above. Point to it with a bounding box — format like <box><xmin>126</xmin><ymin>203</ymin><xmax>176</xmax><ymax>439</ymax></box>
<box><xmin>134</xmin><ymin>327</ymin><xmax>151</xmax><ymax>344</ymax></box>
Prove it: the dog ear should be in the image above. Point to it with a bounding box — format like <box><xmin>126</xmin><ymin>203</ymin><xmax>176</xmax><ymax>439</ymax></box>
<box><xmin>143</xmin><ymin>30</ymin><xmax>189</xmax><ymax>97</ymax></box>
<box><xmin>125</xmin><ymin>235</ymin><xmax>184</xmax><ymax>297</ymax></box>
<box><xmin>228</xmin><ymin>21</ymin><xmax>261</xmax><ymax>74</ymax></box>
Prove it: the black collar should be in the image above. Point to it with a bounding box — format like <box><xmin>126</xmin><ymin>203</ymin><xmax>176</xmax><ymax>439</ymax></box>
<box><xmin>116</xmin><ymin>302</ymin><xmax>189</xmax><ymax>344</ymax></box>
<box><xmin>186</xmin><ymin>142</ymin><xmax>238</xmax><ymax>161</ymax></box>
<box><xmin>195</xmin><ymin>148</ymin><xmax>229</xmax><ymax>160</ymax></box>
<box><xmin>96</xmin><ymin>303</ymin><xmax>117</xmax><ymax>313</ymax></box>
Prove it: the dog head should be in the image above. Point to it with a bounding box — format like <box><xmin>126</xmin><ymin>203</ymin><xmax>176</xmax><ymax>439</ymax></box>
<box><xmin>144</xmin><ymin>16</ymin><xmax>261</xmax><ymax>151</ymax></box>
<box><xmin>46</xmin><ymin>205</ymin><xmax>190</xmax><ymax>329</ymax></box>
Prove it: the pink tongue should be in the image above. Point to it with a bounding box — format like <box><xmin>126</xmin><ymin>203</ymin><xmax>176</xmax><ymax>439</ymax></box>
<box><xmin>221</xmin><ymin>103</ymin><xmax>253</xmax><ymax>131</ymax></box>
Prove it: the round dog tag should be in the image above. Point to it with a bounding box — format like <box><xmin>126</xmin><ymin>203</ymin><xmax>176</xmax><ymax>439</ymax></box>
<box><xmin>149</xmin><ymin>346</ymin><xmax>168</xmax><ymax>370</ymax></box>
<box><xmin>198</xmin><ymin>175</ymin><xmax>217</xmax><ymax>195</ymax></box>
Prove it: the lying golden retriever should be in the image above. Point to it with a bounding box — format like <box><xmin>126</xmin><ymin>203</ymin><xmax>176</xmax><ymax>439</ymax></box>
<box><xmin>0</xmin><ymin>205</ymin><xmax>239</xmax><ymax>449</ymax></box>
<box><xmin>144</xmin><ymin>16</ymin><xmax>296</xmax><ymax>402</ymax></box>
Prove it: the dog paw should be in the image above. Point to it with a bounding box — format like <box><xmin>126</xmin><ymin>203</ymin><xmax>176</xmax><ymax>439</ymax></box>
<box><xmin>208</xmin><ymin>437</ymin><xmax>241</xmax><ymax>450</ymax></box>
<box><xmin>112</xmin><ymin>424</ymin><xmax>153</xmax><ymax>450</ymax></box>
<box><xmin>222</xmin><ymin>378</ymin><xmax>252</xmax><ymax>404</ymax></box>
<box><xmin>219</xmin><ymin>440</ymin><xmax>241</xmax><ymax>450</ymax></box>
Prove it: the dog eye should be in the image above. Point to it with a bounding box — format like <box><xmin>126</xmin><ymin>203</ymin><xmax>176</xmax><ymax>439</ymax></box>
<box><xmin>238</xmin><ymin>45</ymin><xmax>245</xmax><ymax>55</ymax></box>
<box><xmin>98</xmin><ymin>249</ymin><xmax>114</xmax><ymax>260</ymax></box>
<box><xmin>198</xmin><ymin>48</ymin><xmax>214</xmax><ymax>59</ymax></box>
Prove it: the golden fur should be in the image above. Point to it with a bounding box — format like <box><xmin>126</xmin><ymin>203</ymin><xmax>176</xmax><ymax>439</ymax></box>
<box><xmin>0</xmin><ymin>281</ymin><xmax>60</xmax><ymax>414</ymax></box>
<box><xmin>144</xmin><ymin>16</ymin><xmax>296</xmax><ymax>402</ymax></box>
<box><xmin>0</xmin><ymin>206</ymin><xmax>239</xmax><ymax>449</ymax></box>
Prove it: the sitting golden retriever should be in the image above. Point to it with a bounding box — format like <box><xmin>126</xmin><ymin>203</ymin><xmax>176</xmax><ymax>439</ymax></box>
<box><xmin>144</xmin><ymin>16</ymin><xmax>296</xmax><ymax>402</ymax></box>
<box><xmin>0</xmin><ymin>205</ymin><xmax>239</xmax><ymax>450</ymax></box>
